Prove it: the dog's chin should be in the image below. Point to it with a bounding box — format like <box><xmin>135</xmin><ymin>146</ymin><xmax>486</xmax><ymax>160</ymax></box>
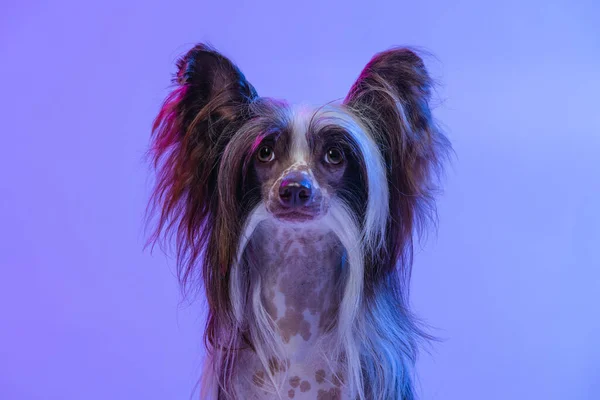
<box><xmin>272</xmin><ymin>210</ymin><xmax>320</xmax><ymax>224</ymax></box>
<box><xmin>266</xmin><ymin>203</ymin><xmax>327</xmax><ymax>225</ymax></box>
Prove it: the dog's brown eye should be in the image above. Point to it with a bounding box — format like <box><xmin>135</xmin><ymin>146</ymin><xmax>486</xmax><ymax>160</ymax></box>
<box><xmin>325</xmin><ymin>147</ymin><xmax>344</xmax><ymax>165</ymax></box>
<box><xmin>257</xmin><ymin>146</ymin><xmax>275</xmax><ymax>162</ymax></box>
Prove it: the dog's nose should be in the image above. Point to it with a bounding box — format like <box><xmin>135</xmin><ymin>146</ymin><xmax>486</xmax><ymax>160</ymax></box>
<box><xmin>279</xmin><ymin>173</ymin><xmax>312</xmax><ymax>208</ymax></box>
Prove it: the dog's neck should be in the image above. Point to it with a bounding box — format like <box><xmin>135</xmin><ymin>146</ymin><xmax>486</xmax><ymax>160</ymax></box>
<box><xmin>247</xmin><ymin>219</ymin><xmax>344</xmax><ymax>356</ymax></box>
<box><xmin>236</xmin><ymin>219</ymin><xmax>348</xmax><ymax>399</ymax></box>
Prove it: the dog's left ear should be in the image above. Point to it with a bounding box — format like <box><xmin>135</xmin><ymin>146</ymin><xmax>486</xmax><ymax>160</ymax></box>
<box><xmin>345</xmin><ymin>48</ymin><xmax>450</xmax><ymax>271</ymax></box>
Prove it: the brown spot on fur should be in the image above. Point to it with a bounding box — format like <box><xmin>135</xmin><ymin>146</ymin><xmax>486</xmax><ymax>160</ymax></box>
<box><xmin>289</xmin><ymin>376</ymin><xmax>300</xmax><ymax>388</ymax></box>
<box><xmin>317</xmin><ymin>388</ymin><xmax>341</xmax><ymax>400</ymax></box>
<box><xmin>315</xmin><ymin>369</ymin><xmax>326</xmax><ymax>384</ymax></box>
<box><xmin>300</xmin><ymin>380</ymin><xmax>311</xmax><ymax>392</ymax></box>
<box><xmin>277</xmin><ymin>307</ymin><xmax>312</xmax><ymax>342</ymax></box>
<box><xmin>268</xmin><ymin>357</ymin><xmax>288</xmax><ymax>373</ymax></box>
<box><xmin>288</xmin><ymin>389</ymin><xmax>295</xmax><ymax>398</ymax></box>
<box><xmin>252</xmin><ymin>370</ymin><xmax>265</xmax><ymax>387</ymax></box>
<box><xmin>332</xmin><ymin>371</ymin><xmax>344</xmax><ymax>387</ymax></box>
<box><xmin>268</xmin><ymin>357</ymin><xmax>284</xmax><ymax>374</ymax></box>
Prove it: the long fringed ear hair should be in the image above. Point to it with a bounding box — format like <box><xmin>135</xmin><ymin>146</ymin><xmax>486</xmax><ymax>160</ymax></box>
<box><xmin>147</xmin><ymin>44</ymin><xmax>258</xmax><ymax>343</ymax></box>
<box><xmin>344</xmin><ymin>49</ymin><xmax>451</xmax><ymax>400</ymax></box>
<box><xmin>345</xmin><ymin>48</ymin><xmax>451</xmax><ymax>293</ymax></box>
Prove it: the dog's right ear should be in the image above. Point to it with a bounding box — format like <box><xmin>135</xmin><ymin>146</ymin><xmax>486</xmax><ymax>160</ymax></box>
<box><xmin>169</xmin><ymin>43</ymin><xmax>258</xmax><ymax>139</ymax></box>
<box><xmin>147</xmin><ymin>44</ymin><xmax>257</xmax><ymax>288</ymax></box>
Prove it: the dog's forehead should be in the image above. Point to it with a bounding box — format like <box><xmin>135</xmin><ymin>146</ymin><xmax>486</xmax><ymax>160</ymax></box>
<box><xmin>289</xmin><ymin>104</ymin><xmax>314</xmax><ymax>164</ymax></box>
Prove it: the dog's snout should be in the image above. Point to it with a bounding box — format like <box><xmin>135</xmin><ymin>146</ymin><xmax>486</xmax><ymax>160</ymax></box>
<box><xmin>279</xmin><ymin>173</ymin><xmax>312</xmax><ymax>208</ymax></box>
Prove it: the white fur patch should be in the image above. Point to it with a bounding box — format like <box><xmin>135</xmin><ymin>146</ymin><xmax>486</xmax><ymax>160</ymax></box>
<box><xmin>290</xmin><ymin>104</ymin><xmax>312</xmax><ymax>163</ymax></box>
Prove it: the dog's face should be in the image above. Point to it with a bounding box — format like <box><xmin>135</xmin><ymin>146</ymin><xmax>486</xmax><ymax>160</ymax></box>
<box><xmin>249</xmin><ymin>107</ymin><xmax>372</xmax><ymax>224</ymax></box>
<box><xmin>253</xmin><ymin>116</ymin><xmax>342</xmax><ymax>223</ymax></box>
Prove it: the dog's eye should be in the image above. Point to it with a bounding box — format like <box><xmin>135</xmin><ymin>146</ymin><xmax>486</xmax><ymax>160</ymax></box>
<box><xmin>257</xmin><ymin>146</ymin><xmax>275</xmax><ymax>162</ymax></box>
<box><xmin>324</xmin><ymin>147</ymin><xmax>344</xmax><ymax>165</ymax></box>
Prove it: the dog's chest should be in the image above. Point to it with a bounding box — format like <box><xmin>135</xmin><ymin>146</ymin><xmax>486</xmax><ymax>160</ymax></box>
<box><xmin>259</xmin><ymin>225</ymin><xmax>342</xmax><ymax>343</ymax></box>
<box><xmin>236</xmin><ymin>355</ymin><xmax>347</xmax><ymax>400</ymax></box>
<box><xmin>237</xmin><ymin>222</ymin><xmax>347</xmax><ymax>399</ymax></box>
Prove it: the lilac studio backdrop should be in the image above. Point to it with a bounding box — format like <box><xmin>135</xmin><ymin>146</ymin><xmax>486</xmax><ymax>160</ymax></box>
<box><xmin>1</xmin><ymin>1</ymin><xmax>599</xmax><ymax>399</ymax></box>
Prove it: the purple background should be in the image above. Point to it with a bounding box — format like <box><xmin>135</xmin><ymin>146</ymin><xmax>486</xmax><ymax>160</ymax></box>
<box><xmin>1</xmin><ymin>1</ymin><xmax>599</xmax><ymax>399</ymax></box>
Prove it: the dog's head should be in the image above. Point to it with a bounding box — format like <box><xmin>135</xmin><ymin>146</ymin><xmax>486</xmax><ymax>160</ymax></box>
<box><xmin>235</xmin><ymin>101</ymin><xmax>387</xmax><ymax>230</ymax></box>
<box><xmin>250</xmin><ymin>106</ymin><xmax>354</xmax><ymax>224</ymax></box>
<box><xmin>148</xmin><ymin>42</ymin><xmax>449</xmax><ymax>296</ymax></box>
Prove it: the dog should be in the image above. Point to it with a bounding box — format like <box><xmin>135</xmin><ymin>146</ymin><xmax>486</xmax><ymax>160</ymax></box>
<box><xmin>148</xmin><ymin>43</ymin><xmax>450</xmax><ymax>400</ymax></box>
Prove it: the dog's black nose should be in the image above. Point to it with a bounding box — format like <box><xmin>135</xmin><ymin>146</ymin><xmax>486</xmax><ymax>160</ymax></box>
<box><xmin>279</xmin><ymin>174</ymin><xmax>312</xmax><ymax>208</ymax></box>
